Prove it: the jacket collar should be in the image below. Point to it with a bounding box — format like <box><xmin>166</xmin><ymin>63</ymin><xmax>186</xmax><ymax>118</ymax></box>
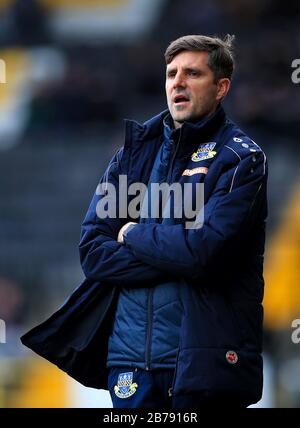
<box><xmin>163</xmin><ymin>103</ymin><xmax>224</xmax><ymax>138</ymax></box>
<box><xmin>164</xmin><ymin>104</ymin><xmax>226</xmax><ymax>160</ymax></box>
<box><xmin>125</xmin><ymin>103</ymin><xmax>226</xmax><ymax>157</ymax></box>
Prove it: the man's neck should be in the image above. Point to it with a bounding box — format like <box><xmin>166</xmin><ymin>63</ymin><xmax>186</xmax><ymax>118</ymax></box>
<box><xmin>173</xmin><ymin>105</ymin><xmax>219</xmax><ymax>129</ymax></box>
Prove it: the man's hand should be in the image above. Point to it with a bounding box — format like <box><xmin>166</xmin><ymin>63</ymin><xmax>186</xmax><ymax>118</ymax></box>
<box><xmin>117</xmin><ymin>222</ymin><xmax>137</xmax><ymax>244</ymax></box>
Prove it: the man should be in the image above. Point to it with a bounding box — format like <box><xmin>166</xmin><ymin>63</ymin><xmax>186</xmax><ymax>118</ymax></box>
<box><xmin>21</xmin><ymin>35</ymin><xmax>268</xmax><ymax>409</ymax></box>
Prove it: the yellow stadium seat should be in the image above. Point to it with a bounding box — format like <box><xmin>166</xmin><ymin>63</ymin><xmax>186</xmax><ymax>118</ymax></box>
<box><xmin>10</xmin><ymin>358</ymin><xmax>70</xmax><ymax>408</ymax></box>
<box><xmin>264</xmin><ymin>179</ymin><xmax>300</xmax><ymax>330</ymax></box>
<box><xmin>0</xmin><ymin>48</ymin><xmax>29</xmax><ymax>106</ymax></box>
<box><xmin>41</xmin><ymin>0</ymin><xmax>125</xmax><ymax>9</ymax></box>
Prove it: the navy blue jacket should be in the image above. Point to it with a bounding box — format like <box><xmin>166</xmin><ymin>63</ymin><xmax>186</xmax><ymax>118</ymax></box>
<box><xmin>21</xmin><ymin>105</ymin><xmax>268</xmax><ymax>406</ymax></box>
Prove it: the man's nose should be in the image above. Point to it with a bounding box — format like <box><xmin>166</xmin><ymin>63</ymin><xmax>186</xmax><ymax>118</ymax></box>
<box><xmin>173</xmin><ymin>72</ymin><xmax>186</xmax><ymax>88</ymax></box>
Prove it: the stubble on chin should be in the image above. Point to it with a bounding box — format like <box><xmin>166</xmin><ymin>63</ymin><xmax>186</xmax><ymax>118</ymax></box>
<box><xmin>172</xmin><ymin>105</ymin><xmax>190</xmax><ymax>120</ymax></box>
<box><xmin>174</xmin><ymin>104</ymin><xmax>186</xmax><ymax>112</ymax></box>
<box><xmin>173</xmin><ymin>109</ymin><xmax>193</xmax><ymax>124</ymax></box>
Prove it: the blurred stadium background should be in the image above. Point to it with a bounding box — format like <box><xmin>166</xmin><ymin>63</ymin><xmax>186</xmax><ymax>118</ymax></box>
<box><xmin>0</xmin><ymin>0</ymin><xmax>300</xmax><ymax>408</ymax></box>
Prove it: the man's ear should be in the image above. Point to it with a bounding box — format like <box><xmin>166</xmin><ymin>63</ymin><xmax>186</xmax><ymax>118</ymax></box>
<box><xmin>216</xmin><ymin>78</ymin><xmax>231</xmax><ymax>101</ymax></box>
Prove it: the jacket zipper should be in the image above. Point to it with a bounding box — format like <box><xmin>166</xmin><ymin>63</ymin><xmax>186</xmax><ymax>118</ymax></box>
<box><xmin>166</xmin><ymin>127</ymin><xmax>182</xmax><ymax>185</ymax></box>
<box><xmin>168</xmin><ymin>347</ymin><xmax>180</xmax><ymax>397</ymax></box>
<box><xmin>145</xmin><ymin>288</ymin><xmax>154</xmax><ymax>370</ymax></box>
<box><xmin>145</xmin><ymin>128</ymin><xmax>182</xmax><ymax>371</ymax></box>
<box><xmin>168</xmin><ymin>277</ymin><xmax>185</xmax><ymax>397</ymax></box>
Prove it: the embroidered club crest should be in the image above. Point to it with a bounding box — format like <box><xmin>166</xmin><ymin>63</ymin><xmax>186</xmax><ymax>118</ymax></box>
<box><xmin>191</xmin><ymin>142</ymin><xmax>217</xmax><ymax>162</ymax></box>
<box><xmin>114</xmin><ymin>372</ymin><xmax>138</xmax><ymax>399</ymax></box>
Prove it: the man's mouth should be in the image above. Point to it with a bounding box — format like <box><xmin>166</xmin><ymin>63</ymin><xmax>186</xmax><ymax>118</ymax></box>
<box><xmin>173</xmin><ymin>94</ymin><xmax>190</xmax><ymax>105</ymax></box>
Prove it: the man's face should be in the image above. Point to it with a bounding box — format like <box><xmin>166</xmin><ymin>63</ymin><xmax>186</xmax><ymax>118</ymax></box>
<box><xmin>165</xmin><ymin>50</ymin><xmax>225</xmax><ymax>128</ymax></box>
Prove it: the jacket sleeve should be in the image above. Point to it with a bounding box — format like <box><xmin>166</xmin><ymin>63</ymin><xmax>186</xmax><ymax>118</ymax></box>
<box><xmin>124</xmin><ymin>150</ymin><xmax>267</xmax><ymax>279</ymax></box>
<box><xmin>79</xmin><ymin>147</ymin><xmax>170</xmax><ymax>286</ymax></box>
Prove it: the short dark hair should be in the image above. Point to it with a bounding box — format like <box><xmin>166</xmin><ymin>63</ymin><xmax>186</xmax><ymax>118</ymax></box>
<box><xmin>164</xmin><ymin>34</ymin><xmax>235</xmax><ymax>82</ymax></box>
